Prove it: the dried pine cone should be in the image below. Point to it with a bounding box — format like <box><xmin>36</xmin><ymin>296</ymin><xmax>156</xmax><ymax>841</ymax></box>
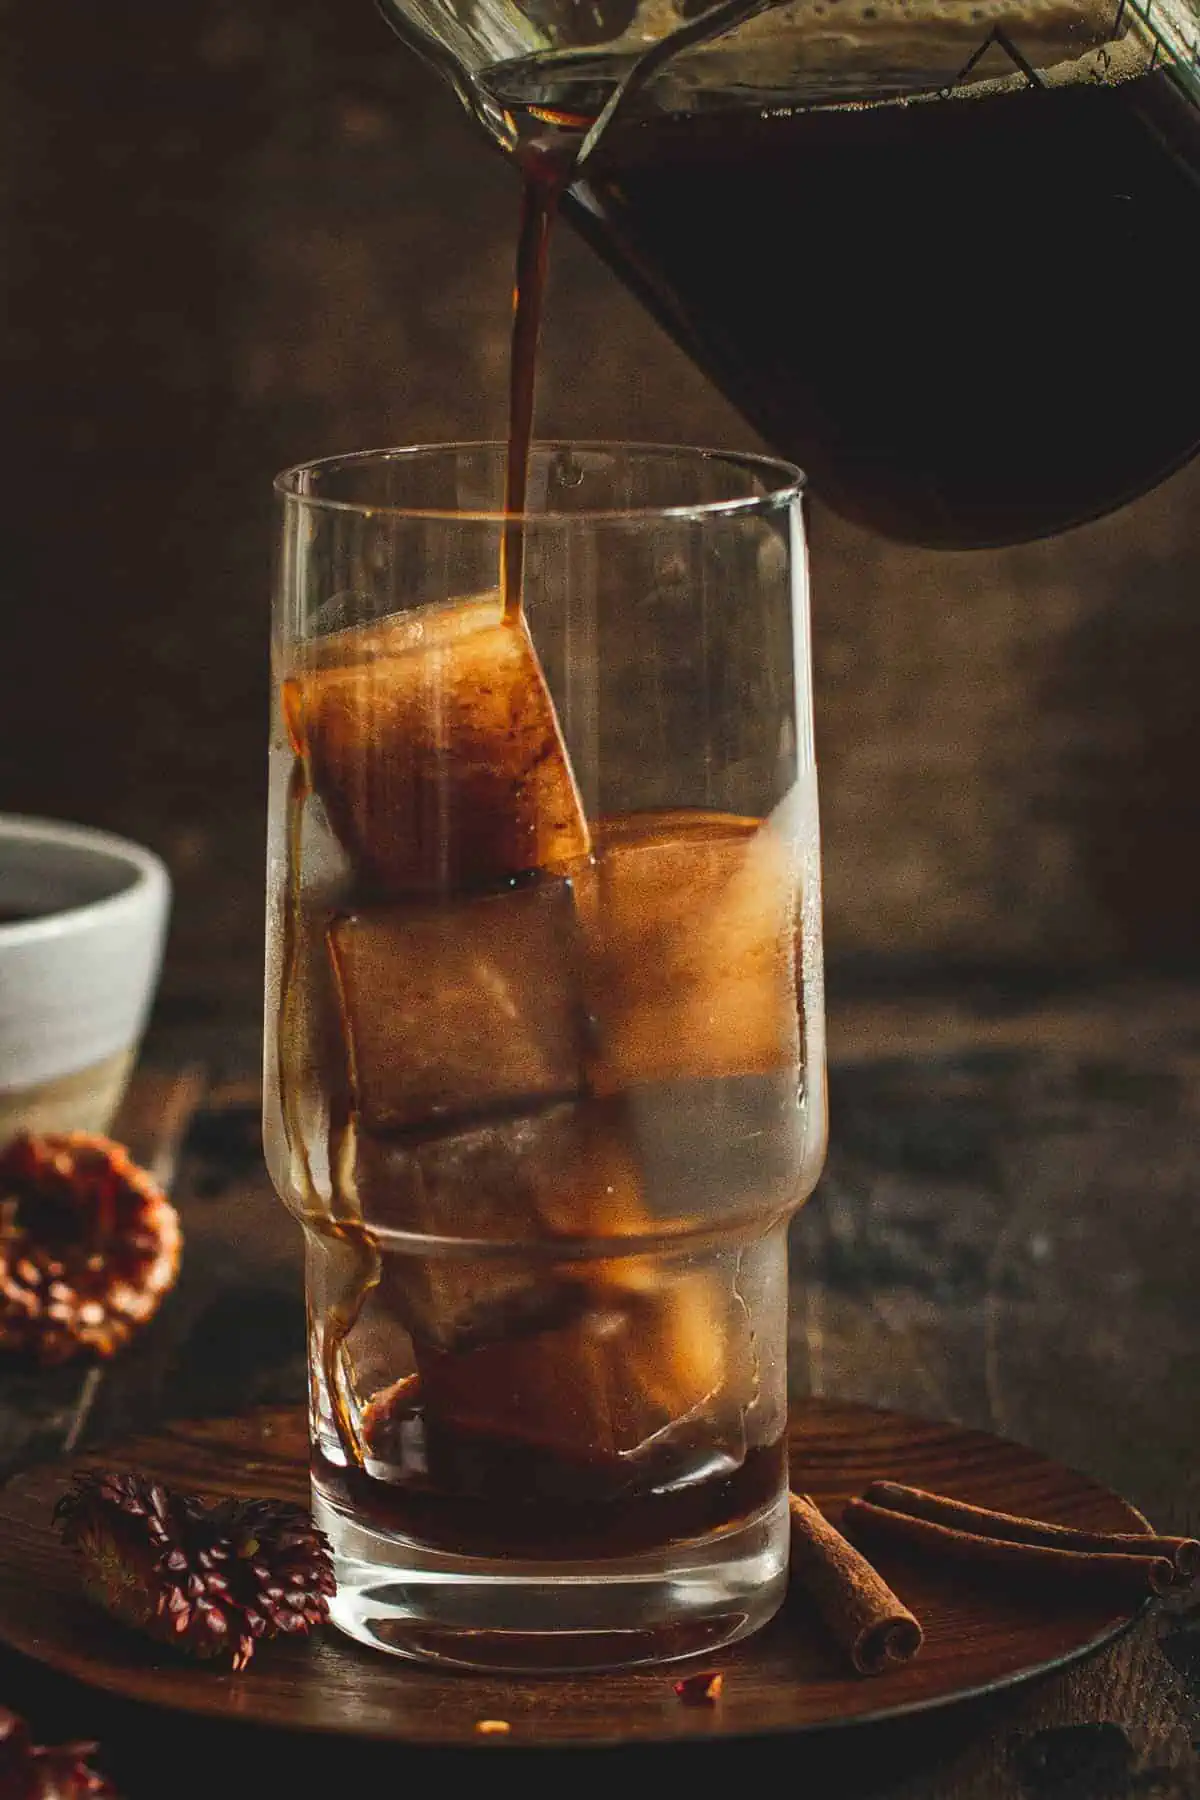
<box><xmin>54</xmin><ymin>1473</ymin><xmax>335</xmax><ymax>1672</ymax></box>
<box><xmin>0</xmin><ymin>1706</ymin><xmax>118</xmax><ymax>1798</ymax></box>
<box><xmin>0</xmin><ymin>1133</ymin><xmax>181</xmax><ymax>1366</ymax></box>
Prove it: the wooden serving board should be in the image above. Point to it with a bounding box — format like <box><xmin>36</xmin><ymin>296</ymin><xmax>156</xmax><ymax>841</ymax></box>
<box><xmin>0</xmin><ymin>1400</ymin><xmax>1151</xmax><ymax>1747</ymax></box>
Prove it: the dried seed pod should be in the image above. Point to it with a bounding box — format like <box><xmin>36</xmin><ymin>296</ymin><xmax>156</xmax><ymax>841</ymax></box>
<box><xmin>0</xmin><ymin>1705</ymin><xmax>118</xmax><ymax>1797</ymax></box>
<box><xmin>0</xmin><ymin>1132</ymin><xmax>181</xmax><ymax>1366</ymax></box>
<box><xmin>54</xmin><ymin>1473</ymin><xmax>336</xmax><ymax>1671</ymax></box>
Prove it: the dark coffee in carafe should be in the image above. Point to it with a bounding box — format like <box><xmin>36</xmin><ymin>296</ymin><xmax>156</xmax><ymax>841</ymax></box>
<box><xmin>481</xmin><ymin>6</ymin><xmax>1200</xmax><ymax>546</ymax></box>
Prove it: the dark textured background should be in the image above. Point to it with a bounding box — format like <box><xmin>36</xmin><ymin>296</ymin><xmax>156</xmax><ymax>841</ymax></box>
<box><xmin>3</xmin><ymin>0</ymin><xmax>1200</xmax><ymax>1026</ymax></box>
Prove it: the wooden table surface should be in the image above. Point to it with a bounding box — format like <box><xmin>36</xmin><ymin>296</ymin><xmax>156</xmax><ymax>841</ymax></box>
<box><xmin>2</xmin><ymin>975</ymin><xmax>1198</xmax><ymax>1798</ymax></box>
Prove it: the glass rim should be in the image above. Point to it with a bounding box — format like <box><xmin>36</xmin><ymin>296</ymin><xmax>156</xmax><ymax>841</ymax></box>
<box><xmin>273</xmin><ymin>439</ymin><xmax>805</xmax><ymax>524</ymax></box>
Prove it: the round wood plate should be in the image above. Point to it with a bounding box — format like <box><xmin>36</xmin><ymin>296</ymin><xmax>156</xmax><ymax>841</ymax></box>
<box><xmin>0</xmin><ymin>1401</ymin><xmax>1150</xmax><ymax>1747</ymax></box>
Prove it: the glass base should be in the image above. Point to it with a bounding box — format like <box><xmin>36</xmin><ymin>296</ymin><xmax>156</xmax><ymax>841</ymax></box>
<box><xmin>313</xmin><ymin>1483</ymin><xmax>790</xmax><ymax>1672</ymax></box>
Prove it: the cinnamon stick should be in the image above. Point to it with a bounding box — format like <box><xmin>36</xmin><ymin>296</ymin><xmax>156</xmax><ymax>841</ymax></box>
<box><xmin>863</xmin><ymin>1481</ymin><xmax>1200</xmax><ymax>1581</ymax></box>
<box><xmin>843</xmin><ymin>1498</ymin><xmax>1177</xmax><ymax>1600</ymax></box>
<box><xmin>788</xmin><ymin>1492</ymin><xmax>924</xmax><ymax>1675</ymax></box>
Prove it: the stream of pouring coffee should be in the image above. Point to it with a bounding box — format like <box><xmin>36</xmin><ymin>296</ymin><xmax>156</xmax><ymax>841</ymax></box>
<box><xmin>499</xmin><ymin>146</ymin><xmax>566</xmax><ymax>621</ymax></box>
<box><xmin>499</xmin><ymin>0</ymin><xmax>774</xmax><ymax>620</ymax></box>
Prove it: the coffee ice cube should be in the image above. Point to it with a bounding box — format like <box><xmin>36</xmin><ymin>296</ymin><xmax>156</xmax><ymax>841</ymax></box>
<box><xmin>326</xmin><ymin>878</ymin><xmax>589</xmax><ymax>1133</ymax></box>
<box><xmin>353</xmin><ymin>1098</ymin><xmax>653</xmax><ymax>1351</ymax></box>
<box><xmin>417</xmin><ymin>1256</ymin><xmax>739</xmax><ymax>1469</ymax></box>
<box><xmin>578</xmin><ymin>810</ymin><xmax>801</xmax><ymax>1087</ymax></box>
<box><xmin>355</xmin><ymin>1097</ymin><xmax>649</xmax><ymax>1241</ymax></box>
<box><xmin>283</xmin><ymin>594</ymin><xmax>590</xmax><ymax>895</ymax></box>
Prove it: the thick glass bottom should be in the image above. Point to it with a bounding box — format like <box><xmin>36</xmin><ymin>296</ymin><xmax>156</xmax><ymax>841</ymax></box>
<box><xmin>313</xmin><ymin>1481</ymin><xmax>789</xmax><ymax>1672</ymax></box>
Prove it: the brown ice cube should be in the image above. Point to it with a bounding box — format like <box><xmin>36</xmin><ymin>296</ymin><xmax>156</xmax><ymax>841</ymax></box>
<box><xmin>417</xmin><ymin>1256</ymin><xmax>737</xmax><ymax>1467</ymax></box>
<box><xmin>283</xmin><ymin>594</ymin><xmax>590</xmax><ymax>895</ymax></box>
<box><xmin>356</xmin><ymin>1097</ymin><xmax>651</xmax><ymax>1241</ymax></box>
<box><xmin>578</xmin><ymin>810</ymin><xmax>801</xmax><ymax>1088</ymax></box>
<box><xmin>326</xmin><ymin>879</ymin><xmax>588</xmax><ymax>1133</ymax></box>
<box><xmin>353</xmin><ymin>1099</ymin><xmax>653</xmax><ymax>1352</ymax></box>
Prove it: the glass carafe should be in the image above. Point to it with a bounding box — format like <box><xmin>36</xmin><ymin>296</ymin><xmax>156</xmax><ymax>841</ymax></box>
<box><xmin>378</xmin><ymin>0</ymin><xmax>1200</xmax><ymax>549</ymax></box>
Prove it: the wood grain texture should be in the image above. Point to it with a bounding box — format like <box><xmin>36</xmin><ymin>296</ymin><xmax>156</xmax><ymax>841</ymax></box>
<box><xmin>0</xmin><ymin>1401</ymin><xmax>1155</xmax><ymax>1748</ymax></box>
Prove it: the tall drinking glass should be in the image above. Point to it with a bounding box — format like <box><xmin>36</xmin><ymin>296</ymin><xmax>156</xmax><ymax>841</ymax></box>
<box><xmin>264</xmin><ymin>441</ymin><xmax>827</xmax><ymax>1671</ymax></box>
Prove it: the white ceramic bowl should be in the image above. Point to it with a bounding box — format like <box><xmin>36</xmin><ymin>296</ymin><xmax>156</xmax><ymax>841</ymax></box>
<box><xmin>0</xmin><ymin>816</ymin><xmax>171</xmax><ymax>1139</ymax></box>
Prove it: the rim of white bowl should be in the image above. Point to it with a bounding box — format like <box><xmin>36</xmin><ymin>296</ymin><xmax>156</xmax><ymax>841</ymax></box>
<box><xmin>0</xmin><ymin>815</ymin><xmax>171</xmax><ymax>948</ymax></box>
